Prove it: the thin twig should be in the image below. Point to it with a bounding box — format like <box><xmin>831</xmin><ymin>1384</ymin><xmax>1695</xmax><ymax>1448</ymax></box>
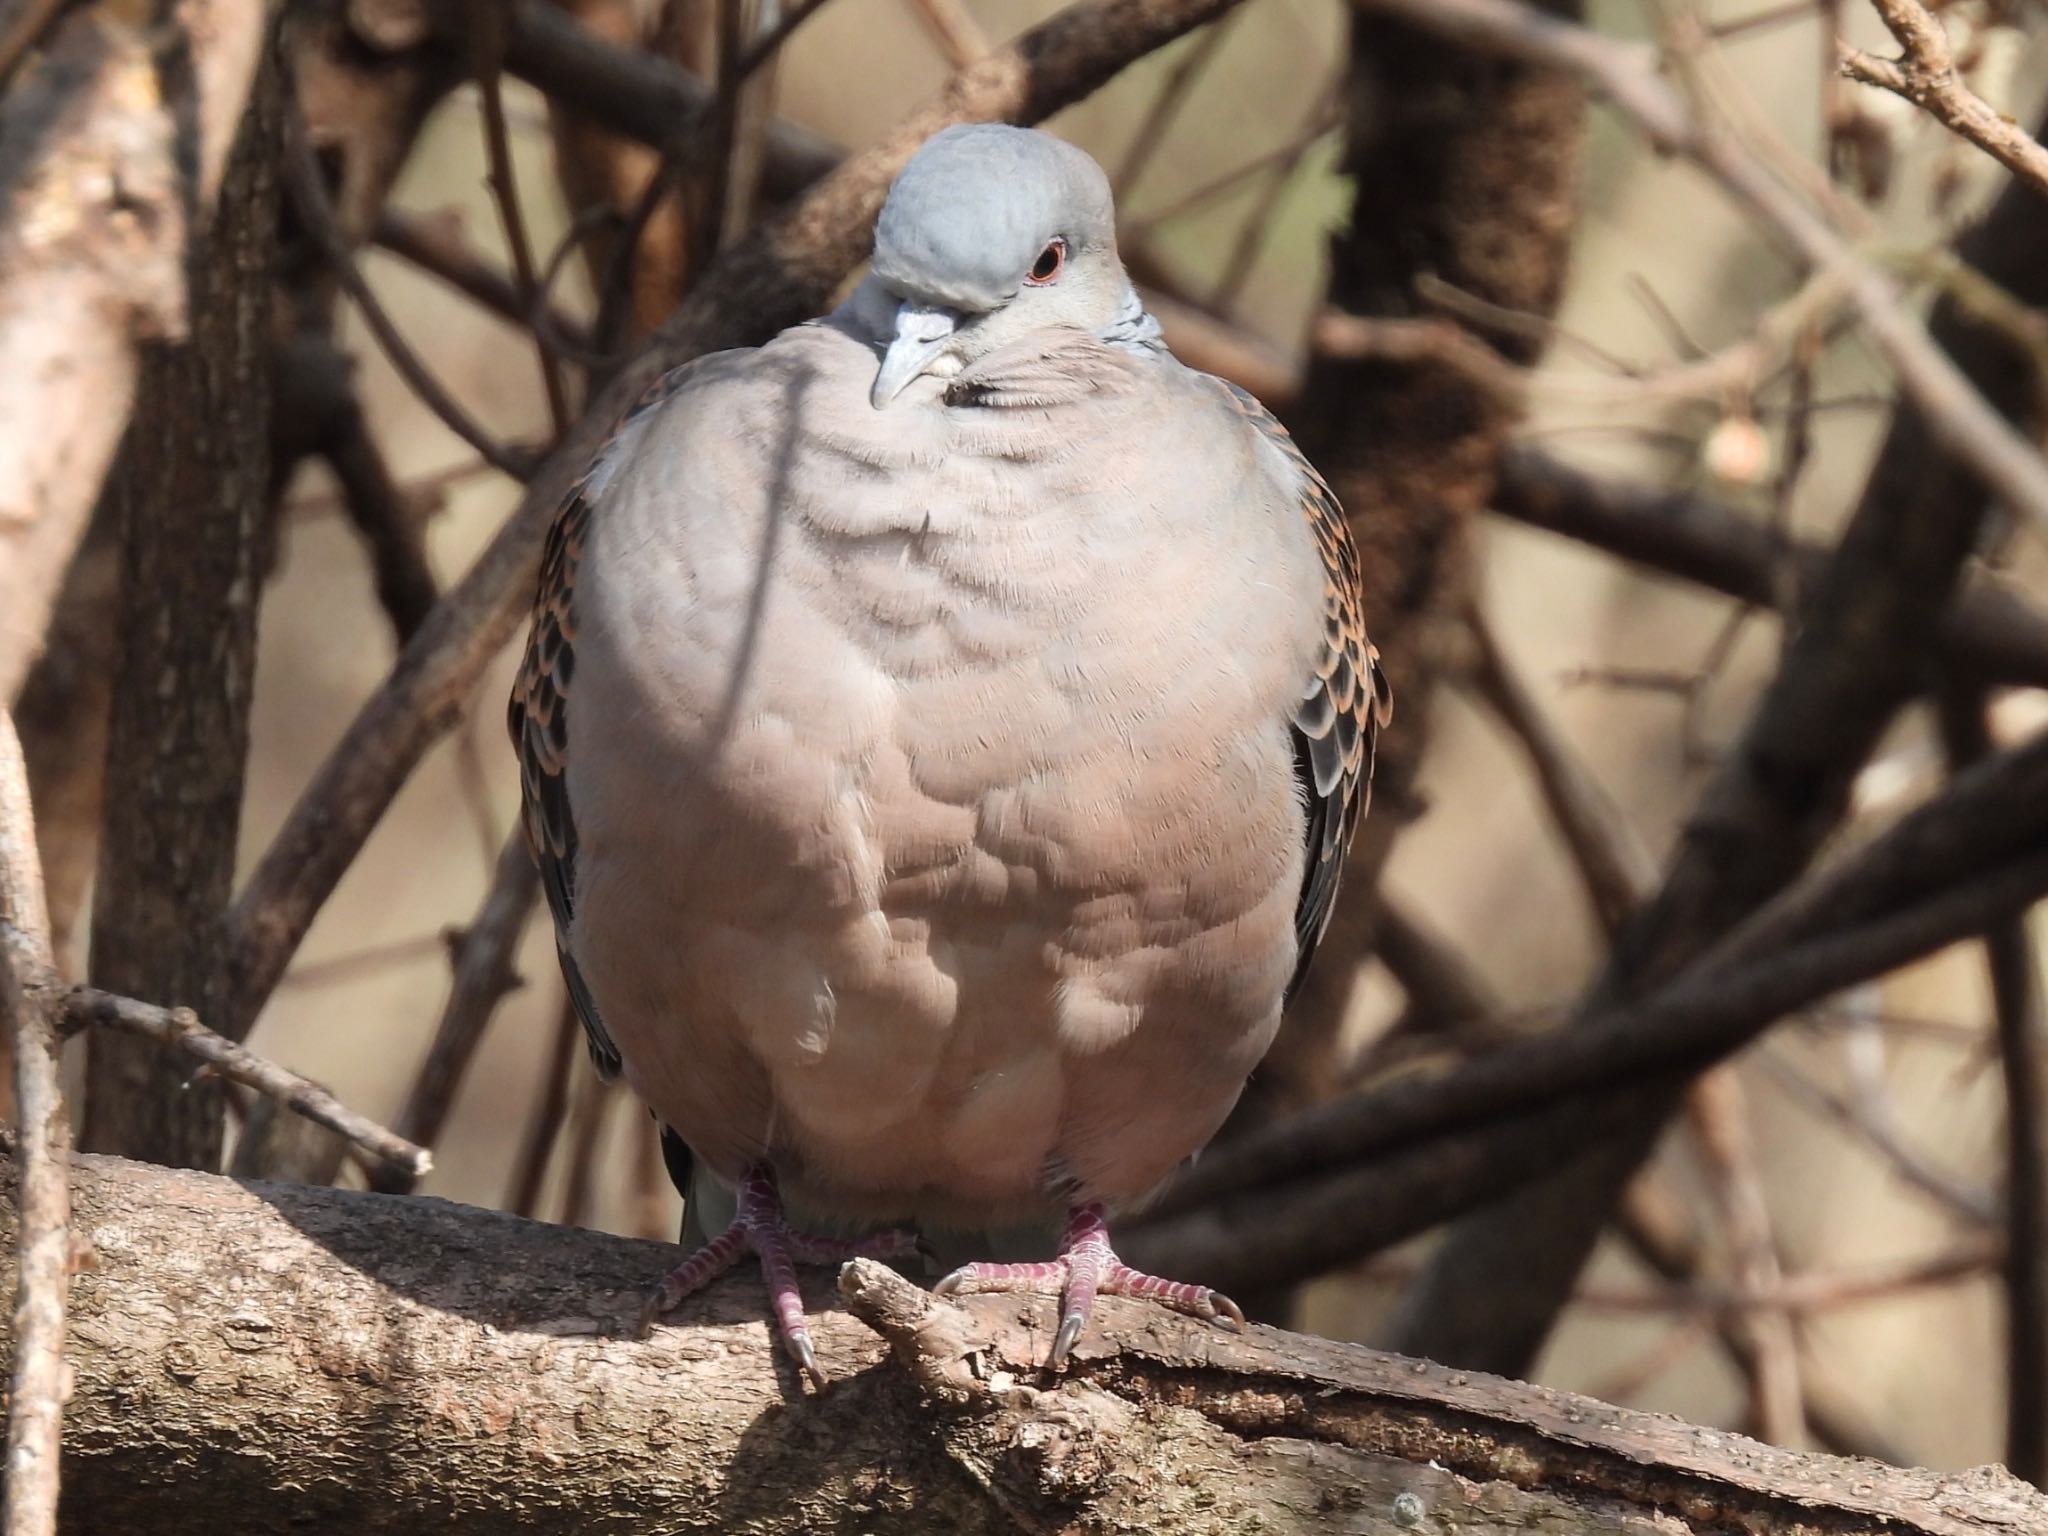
<box><xmin>64</xmin><ymin>988</ymin><xmax>431</xmax><ymax>1180</ymax></box>
<box><xmin>468</xmin><ymin>0</ymin><xmax>572</xmax><ymax>435</ymax></box>
<box><xmin>1690</xmin><ymin>1069</ymin><xmax>1806</xmax><ymax>1445</ymax></box>
<box><xmin>0</xmin><ymin>708</ymin><xmax>68</xmax><ymax>1536</ymax></box>
<box><xmin>1491</xmin><ymin>447</ymin><xmax>2048</xmax><ymax>692</ymax></box>
<box><xmin>1112</xmin><ymin>13</ymin><xmax>1238</xmax><ymax>197</ymax></box>
<box><xmin>282</xmin><ymin>107</ymin><xmax>536</xmax><ymax>481</ymax></box>
<box><xmin>372</xmin><ymin>208</ymin><xmax>597</xmax><ymax>356</ymax></box>
<box><xmin>560</xmin><ymin>1068</ymin><xmax>615</xmax><ymax>1229</ymax></box>
<box><xmin>904</xmin><ymin>0</ymin><xmax>988</xmax><ymax>66</ymax></box>
<box><xmin>1938</xmin><ymin>683</ymin><xmax>2048</xmax><ymax>1484</ymax></box>
<box><xmin>371</xmin><ymin>835</ymin><xmax>539</xmax><ymax>1195</ymax></box>
<box><xmin>1838</xmin><ymin>0</ymin><xmax>2048</xmax><ymax>201</ymax></box>
<box><xmin>510</xmin><ymin>994</ymin><xmax>581</xmax><ymax>1217</ymax></box>
<box><xmin>1757</xmin><ymin>1031</ymin><xmax>2000</xmax><ymax>1224</ymax></box>
<box><xmin>1464</xmin><ymin>603</ymin><xmax>1655</xmax><ymax>935</ymax></box>
<box><xmin>1354</xmin><ymin>0</ymin><xmax>2048</xmax><ymax>539</ymax></box>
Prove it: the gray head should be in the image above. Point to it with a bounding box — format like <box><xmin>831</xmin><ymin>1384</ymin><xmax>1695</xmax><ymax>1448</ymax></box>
<box><xmin>864</xmin><ymin>125</ymin><xmax>1136</xmax><ymax>407</ymax></box>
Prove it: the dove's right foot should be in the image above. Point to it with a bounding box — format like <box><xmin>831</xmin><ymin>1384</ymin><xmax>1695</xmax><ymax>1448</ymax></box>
<box><xmin>636</xmin><ymin>1165</ymin><xmax>919</xmax><ymax>1388</ymax></box>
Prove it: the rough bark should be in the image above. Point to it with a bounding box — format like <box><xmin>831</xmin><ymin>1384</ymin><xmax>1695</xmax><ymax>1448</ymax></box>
<box><xmin>0</xmin><ymin>1</ymin><xmax>271</xmax><ymax>704</ymax></box>
<box><xmin>10</xmin><ymin>1150</ymin><xmax>2046</xmax><ymax>1536</ymax></box>
<box><xmin>79</xmin><ymin>29</ymin><xmax>281</xmax><ymax>1171</ymax></box>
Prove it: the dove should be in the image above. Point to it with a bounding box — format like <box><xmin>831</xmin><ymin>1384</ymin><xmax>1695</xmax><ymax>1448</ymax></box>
<box><xmin>510</xmin><ymin>123</ymin><xmax>1388</xmax><ymax>1386</ymax></box>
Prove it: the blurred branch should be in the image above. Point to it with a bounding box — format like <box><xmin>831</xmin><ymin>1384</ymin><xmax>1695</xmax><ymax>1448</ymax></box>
<box><xmin>466</xmin><ymin>0</ymin><xmax>572</xmax><ymax>434</ymax></box>
<box><xmin>905</xmin><ymin>0</ymin><xmax>988</xmax><ymax>66</ymax></box>
<box><xmin>1247</xmin><ymin>0</ymin><xmax>1586</xmax><ymax>1198</ymax></box>
<box><xmin>1759</xmin><ymin>1034</ymin><xmax>1999</xmax><ymax>1226</ymax></box>
<box><xmin>1112</xmin><ymin>13</ymin><xmax>1236</xmax><ymax>195</ymax></box>
<box><xmin>510</xmin><ymin>992</ymin><xmax>581</xmax><ymax>1217</ymax></box>
<box><xmin>1690</xmin><ymin>1070</ymin><xmax>1804</xmax><ymax>1445</ymax></box>
<box><xmin>425</xmin><ymin>0</ymin><xmax>841</xmax><ymax>198</ymax></box>
<box><xmin>220</xmin><ymin>0</ymin><xmax>1252</xmax><ymax>1048</ymax></box>
<box><xmin>1138</xmin><ymin>724</ymin><xmax>2048</xmax><ymax>1232</ymax></box>
<box><xmin>1615</xmin><ymin>1170</ymin><xmax>1914</xmax><ymax>1464</ymax></box>
<box><xmin>1398</xmin><ymin>94</ymin><xmax>2048</xmax><ymax>1366</ymax></box>
<box><xmin>0</xmin><ymin>710</ymin><xmax>67</xmax><ymax>1536</ymax></box>
<box><xmin>1132</xmin><ymin>836</ymin><xmax>2048</xmax><ymax>1297</ymax></box>
<box><xmin>1492</xmin><ymin>447</ymin><xmax>2048</xmax><ymax>692</ymax></box>
<box><xmin>1838</xmin><ymin>0</ymin><xmax>2048</xmax><ymax>201</ymax></box>
<box><xmin>282</xmin><ymin>106</ymin><xmax>536</xmax><ymax>481</ymax></box>
<box><xmin>372</xmin><ymin>209</ymin><xmax>597</xmax><ymax>354</ymax></box>
<box><xmin>0</xmin><ymin>4</ymin><xmax>269</xmax><ymax>702</ymax></box>
<box><xmin>369</xmin><ymin>835</ymin><xmax>537</xmax><ymax>1195</ymax></box>
<box><xmin>1464</xmin><ymin>602</ymin><xmax>1654</xmax><ymax>935</ymax></box>
<box><xmin>1938</xmin><ymin>685</ymin><xmax>2048</xmax><ymax>1486</ymax></box>
<box><xmin>63</xmin><ymin>989</ymin><xmax>429</xmax><ymax>1182</ymax></box>
<box><xmin>273</xmin><ymin>330</ymin><xmax>443</xmax><ymax>644</ymax></box>
<box><xmin>23</xmin><ymin>1152</ymin><xmax>2048</xmax><ymax>1534</ymax></box>
<box><xmin>1352</xmin><ymin>0</ymin><xmax>2048</xmax><ymax>540</ymax></box>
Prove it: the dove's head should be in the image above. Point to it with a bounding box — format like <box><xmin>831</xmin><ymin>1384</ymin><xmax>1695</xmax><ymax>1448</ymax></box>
<box><xmin>865</xmin><ymin>124</ymin><xmax>1138</xmax><ymax>407</ymax></box>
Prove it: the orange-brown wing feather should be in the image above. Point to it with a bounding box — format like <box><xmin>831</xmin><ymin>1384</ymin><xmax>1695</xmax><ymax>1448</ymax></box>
<box><xmin>508</xmin><ymin>366</ymin><xmax>696</xmax><ymax>1076</ymax></box>
<box><xmin>1213</xmin><ymin>379</ymin><xmax>1391</xmax><ymax>1002</ymax></box>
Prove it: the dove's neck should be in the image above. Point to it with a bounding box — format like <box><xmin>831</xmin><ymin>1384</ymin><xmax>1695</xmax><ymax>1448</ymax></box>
<box><xmin>1097</xmin><ymin>283</ymin><xmax>1164</xmax><ymax>355</ymax></box>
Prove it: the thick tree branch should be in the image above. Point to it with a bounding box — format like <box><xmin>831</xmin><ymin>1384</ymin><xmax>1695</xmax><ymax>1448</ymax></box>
<box><xmin>80</xmin><ymin>25</ymin><xmax>281</xmax><ymax>1170</ymax></box>
<box><xmin>0</xmin><ymin>710</ymin><xmax>66</xmax><ymax>1536</ymax></box>
<box><xmin>12</xmin><ymin>1151</ymin><xmax>2047</xmax><ymax>1535</ymax></box>
<box><xmin>0</xmin><ymin>2</ymin><xmax>271</xmax><ymax>703</ymax></box>
<box><xmin>1492</xmin><ymin>446</ymin><xmax>2048</xmax><ymax>692</ymax></box>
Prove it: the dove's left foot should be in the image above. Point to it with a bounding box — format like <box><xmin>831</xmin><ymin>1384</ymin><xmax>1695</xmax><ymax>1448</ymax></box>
<box><xmin>934</xmin><ymin>1203</ymin><xmax>1245</xmax><ymax>1367</ymax></box>
<box><xmin>637</xmin><ymin>1165</ymin><xmax>919</xmax><ymax>1388</ymax></box>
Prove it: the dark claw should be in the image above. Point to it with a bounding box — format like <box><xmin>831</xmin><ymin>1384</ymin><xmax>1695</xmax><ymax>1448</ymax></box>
<box><xmin>635</xmin><ymin>1290</ymin><xmax>672</xmax><ymax>1341</ymax></box>
<box><xmin>1050</xmin><ymin>1311</ymin><xmax>1086</xmax><ymax>1370</ymax></box>
<box><xmin>1211</xmin><ymin>1293</ymin><xmax>1247</xmax><ymax>1331</ymax></box>
<box><xmin>788</xmin><ymin>1330</ymin><xmax>829</xmax><ymax>1392</ymax></box>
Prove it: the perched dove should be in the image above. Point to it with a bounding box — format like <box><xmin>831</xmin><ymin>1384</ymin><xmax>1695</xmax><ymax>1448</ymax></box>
<box><xmin>511</xmin><ymin>124</ymin><xmax>1389</xmax><ymax>1385</ymax></box>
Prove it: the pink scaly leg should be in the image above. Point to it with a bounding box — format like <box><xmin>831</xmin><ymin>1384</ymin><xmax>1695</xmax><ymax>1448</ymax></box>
<box><xmin>637</xmin><ymin>1165</ymin><xmax>920</xmax><ymax>1389</ymax></box>
<box><xmin>935</xmin><ymin>1204</ymin><xmax>1245</xmax><ymax>1367</ymax></box>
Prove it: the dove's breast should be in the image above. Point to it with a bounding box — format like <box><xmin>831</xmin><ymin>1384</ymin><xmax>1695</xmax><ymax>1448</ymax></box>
<box><xmin>566</xmin><ymin>325</ymin><xmax>1321</xmax><ymax>1224</ymax></box>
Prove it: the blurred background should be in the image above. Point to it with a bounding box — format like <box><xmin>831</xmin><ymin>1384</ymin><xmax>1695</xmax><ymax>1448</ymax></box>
<box><xmin>23</xmin><ymin>0</ymin><xmax>2048</xmax><ymax>1480</ymax></box>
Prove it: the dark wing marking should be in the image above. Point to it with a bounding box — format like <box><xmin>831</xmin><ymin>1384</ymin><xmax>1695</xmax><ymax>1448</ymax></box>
<box><xmin>1212</xmin><ymin>379</ymin><xmax>1392</xmax><ymax>1004</ymax></box>
<box><xmin>508</xmin><ymin>365</ymin><xmax>694</xmax><ymax>1078</ymax></box>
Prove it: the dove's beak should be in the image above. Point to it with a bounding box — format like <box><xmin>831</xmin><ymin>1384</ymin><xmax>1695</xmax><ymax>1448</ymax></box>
<box><xmin>871</xmin><ymin>300</ymin><xmax>960</xmax><ymax>408</ymax></box>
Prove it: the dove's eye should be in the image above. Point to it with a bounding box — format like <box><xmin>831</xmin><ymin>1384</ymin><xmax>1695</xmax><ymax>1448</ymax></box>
<box><xmin>1025</xmin><ymin>237</ymin><xmax>1067</xmax><ymax>285</ymax></box>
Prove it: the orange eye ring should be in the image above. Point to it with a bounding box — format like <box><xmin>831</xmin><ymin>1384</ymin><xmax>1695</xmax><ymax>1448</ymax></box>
<box><xmin>1025</xmin><ymin>237</ymin><xmax>1067</xmax><ymax>286</ymax></box>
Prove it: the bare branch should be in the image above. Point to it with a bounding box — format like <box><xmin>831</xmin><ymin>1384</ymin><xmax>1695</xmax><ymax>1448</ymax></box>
<box><xmin>371</xmin><ymin>208</ymin><xmax>597</xmax><ymax>355</ymax></box>
<box><xmin>281</xmin><ymin>105</ymin><xmax>537</xmax><ymax>482</ymax></box>
<box><xmin>63</xmin><ymin>989</ymin><xmax>430</xmax><ymax>1182</ymax></box>
<box><xmin>369</xmin><ymin>834</ymin><xmax>537</xmax><ymax>1195</ymax></box>
<box><xmin>466</xmin><ymin>0</ymin><xmax>573</xmax><ymax>435</ymax></box>
<box><xmin>1838</xmin><ymin>0</ymin><xmax>2048</xmax><ymax>202</ymax></box>
<box><xmin>0</xmin><ymin>709</ymin><xmax>66</xmax><ymax>1536</ymax></box>
<box><xmin>1139</xmin><ymin>725</ymin><xmax>2048</xmax><ymax>1230</ymax></box>
<box><xmin>1492</xmin><ymin>446</ymin><xmax>2048</xmax><ymax>692</ymax></box>
<box><xmin>0</xmin><ymin>3</ymin><xmax>270</xmax><ymax>701</ymax></box>
<box><xmin>1352</xmin><ymin>0</ymin><xmax>2048</xmax><ymax>541</ymax></box>
<box><xmin>20</xmin><ymin>1152</ymin><xmax>2048</xmax><ymax>1534</ymax></box>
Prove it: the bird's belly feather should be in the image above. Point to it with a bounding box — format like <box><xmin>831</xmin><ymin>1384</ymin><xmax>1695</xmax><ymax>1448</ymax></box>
<box><xmin>567</xmin><ymin>391</ymin><xmax>1310</xmax><ymax>1225</ymax></box>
